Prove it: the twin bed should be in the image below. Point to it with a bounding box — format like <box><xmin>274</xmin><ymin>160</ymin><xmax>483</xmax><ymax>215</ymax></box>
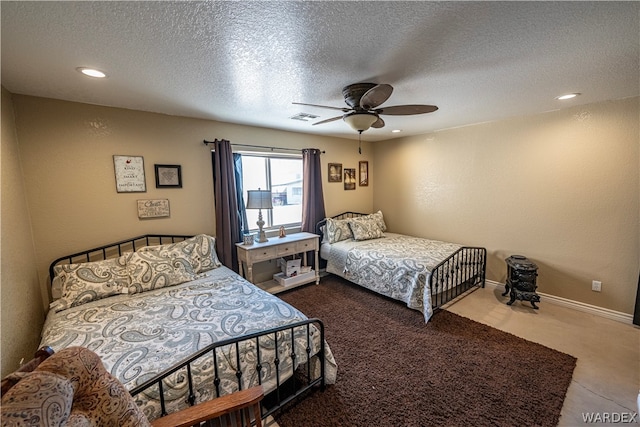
<box><xmin>40</xmin><ymin>214</ymin><xmax>486</xmax><ymax>421</ymax></box>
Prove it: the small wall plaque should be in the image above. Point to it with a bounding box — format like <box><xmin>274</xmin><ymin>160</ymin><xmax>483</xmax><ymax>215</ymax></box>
<box><xmin>137</xmin><ymin>199</ymin><xmax>170</xmax><ymax>219</ymax></box>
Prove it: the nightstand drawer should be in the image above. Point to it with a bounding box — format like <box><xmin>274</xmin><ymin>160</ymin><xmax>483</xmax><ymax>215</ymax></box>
<box><xmin>296</xmin><ymin>239</ymin><xmax>317</xmax><ymax>252</ymax></box>
<box><xmin>252</xmin><ymin>246</ymin><xmax>278</xmax><ymax>261</ymax></box>
<box><xmin>276</xmin><ymin>243</ymin><xmax>298</xmax><ymax>256</ymax></box>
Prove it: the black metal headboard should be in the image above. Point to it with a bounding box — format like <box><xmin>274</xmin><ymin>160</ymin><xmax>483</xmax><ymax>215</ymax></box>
<box><xmin>315</xmin><ymin>212</ymin><xmax>368</xmax><ymax>237</ymax></box>
<box><xmin>48</xmin><ymin>234</ymin><xmax>193</xmax><ymax>282</ymax></box>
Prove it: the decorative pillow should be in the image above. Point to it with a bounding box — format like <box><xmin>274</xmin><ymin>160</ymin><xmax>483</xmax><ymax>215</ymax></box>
<box><xmin>192</xmin><ymin>234</ymin><xmax>222</xmax><ymax>272</ymax></box>
<box><xmin>53</xmin><ymin>255</ymin><xmax>131</xmax><ymax>312</ymax></box>
<box><xmin>319</xmin><ymin>225</ymin><xmax>328</xmax><ymax>243</ymax></box>
<box><xmin>365</xmin><ymin>210</ymin><xmax>387</xmax><ymax>232</ymax></box>
<box><xmin>348</xmin><ymin>217</ymin><xmax>385</xmax><ymax>241</ymax></box>
<box><xmin>138</xmin><ymin>234</ymin><xmax>221</xmax><ymax>273</ymax></box>
<box><xmin>126</xmin><ymin>251</ymin><xmax>196</xmax><ymax>294</ymax></box>
<box><xmin>325</xmin><ymin>218</ymin><xmax>353</xmax><ymax>244</ymax></box>
<box><xmin>138</xmin><ymin>237</ymin><xmax>202</xmax><ymax>272</ymax></box>
<box><xmin>51</xmin><ymin>276</ymin><xmax>63</xmax><ymax>300</ymax></box>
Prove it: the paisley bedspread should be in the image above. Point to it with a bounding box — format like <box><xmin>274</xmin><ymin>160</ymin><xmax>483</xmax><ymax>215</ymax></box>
<box><xmin>40</xmin><ymin>266</ymin><xmax>337</xmax><ymax>420</ymax></box>
<box><xmin>324</xmin><ymin>233</ymin><xmax>461</xmax><ymax>322</ymax></box>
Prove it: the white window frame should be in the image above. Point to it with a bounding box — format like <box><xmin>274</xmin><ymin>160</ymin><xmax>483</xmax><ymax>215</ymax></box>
<box><xmin>238</xmin><ymin>151</ymin><xmax>303</xmax><ymax>233</ymax></box>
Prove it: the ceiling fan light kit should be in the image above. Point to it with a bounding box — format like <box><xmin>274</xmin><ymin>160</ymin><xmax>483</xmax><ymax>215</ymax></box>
<box><xmin>343</xmin><ymin>112</ymin><xmax>378</xmax><ymax>132</ymax></box>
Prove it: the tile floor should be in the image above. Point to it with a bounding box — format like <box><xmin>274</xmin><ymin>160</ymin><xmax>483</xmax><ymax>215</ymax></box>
<box><xmin>445</xmin><ymin>284</ymin><xmax>640</xmax><ymax>426</ymax></box>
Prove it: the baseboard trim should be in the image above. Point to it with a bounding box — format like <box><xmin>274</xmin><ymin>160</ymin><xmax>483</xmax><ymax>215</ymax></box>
<box><xmin>484</xmin><ymin>280</ymin><xmax>634</xmax><ymax>325</ymax></box>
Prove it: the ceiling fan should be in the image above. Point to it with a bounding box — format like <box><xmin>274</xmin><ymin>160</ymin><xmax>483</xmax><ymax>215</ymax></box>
<box><xmin>293</xmin><ymin>82</ymin><xmax>438</xmax><ymax>133</ymax></box>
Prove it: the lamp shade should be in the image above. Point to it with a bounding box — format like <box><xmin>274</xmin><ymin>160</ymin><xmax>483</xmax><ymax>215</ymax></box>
<box><xmin>343</xmin><ymin>112</ymin><xmax>378</xmax><ymax>132</ymax></box>
<box><xmin>246</xmin><ymin>189</ymin><xmax>273</xmax><ymax>209</ymax></box>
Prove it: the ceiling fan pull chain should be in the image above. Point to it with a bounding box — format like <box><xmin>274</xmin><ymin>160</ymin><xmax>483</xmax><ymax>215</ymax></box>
<box><xmin>358</xmin><ymin>131</ymin><xmax>362</xmax><ymax>154</ymax></box>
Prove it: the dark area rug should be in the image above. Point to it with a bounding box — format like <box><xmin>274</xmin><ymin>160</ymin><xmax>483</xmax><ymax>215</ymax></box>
<box><xmin>274</xmin><ymin>275</ymin><xmax>576</xmax><ymax>427</ymax></box>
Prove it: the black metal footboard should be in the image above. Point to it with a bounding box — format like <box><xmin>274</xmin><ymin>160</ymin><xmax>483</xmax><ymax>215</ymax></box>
<box><xmin>129</xmin><ymin>318</ymin><xmax>326</xmax><ymax>421</ymax></box>
<box><xmin>429</xmin><ymin>246</ymin><xmax>487</xmax><ymax>310</ymax></box>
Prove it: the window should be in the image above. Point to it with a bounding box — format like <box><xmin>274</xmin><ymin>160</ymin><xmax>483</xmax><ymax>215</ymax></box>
<box><xmin>240</xmin><ymin>153</ymin><xmax>303</xmax><ymax>232</ymax></box>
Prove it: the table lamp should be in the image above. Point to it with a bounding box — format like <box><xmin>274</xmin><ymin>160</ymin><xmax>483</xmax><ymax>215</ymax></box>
<box><xmin>246</xmin><ymin>188</ymin><xmax>273</xmax><ymax>243</ymax></box>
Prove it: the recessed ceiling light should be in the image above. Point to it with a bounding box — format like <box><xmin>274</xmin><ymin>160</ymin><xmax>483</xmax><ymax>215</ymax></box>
<box><xmin>391</xmin><ymin>129</ymin><xmax>402</xmax><ymax>133</ymax></box>
<box><xmin>77</xmin><ymin>67</ymin><xmax>107</xmax><ymax>78</ymax></box>
<box><xmin>555</xmin><ymin>93</ymin><xmax>580</xmax><ymax>100</ymax></box>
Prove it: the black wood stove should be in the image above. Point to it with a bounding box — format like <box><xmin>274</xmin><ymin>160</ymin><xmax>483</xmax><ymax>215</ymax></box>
<box><xmin>502</xmin><ymin>255</ymin><xmax>540</xmax><ymax>309</ymax></box>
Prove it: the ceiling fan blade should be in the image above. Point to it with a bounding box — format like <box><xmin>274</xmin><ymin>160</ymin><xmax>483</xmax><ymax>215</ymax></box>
<box><xmin>371</xmin><ymin>116</ymin><xmax>385</xmax><ymax>128</ymax></box>
<box><xmin>312</xmin><ymin>115</ymin><xmax>344</xmax><ymax>126</ymax></box>
<box><xmin>360</xmin><ymin>84</ymin><xmax>393</xmax><ymax>110</ymax></box>
<box><xmin>375</xmin><ymin>104</ymin><xmax>438</xmax><ymax>115</ymax></box>
<box><xmin>292</xmin><ymin>102</ymin><xmax>351</xmax><ymax>112</ymax></box>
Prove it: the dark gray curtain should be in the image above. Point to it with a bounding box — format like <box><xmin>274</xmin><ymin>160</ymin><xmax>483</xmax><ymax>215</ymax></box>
<box><xmin>234</xmin><ymin>153</ymin><xmax>249</xmax><ymax>234</ymax></box>
<box><xmin>301</xmin><ymin>148</ymin><xmax>326</xmax><ymax>267</ymax></box>
<box><xmin>211</xmin><ymin>139</ymin><xmax>242</xmax><ymax>272</ymax></box>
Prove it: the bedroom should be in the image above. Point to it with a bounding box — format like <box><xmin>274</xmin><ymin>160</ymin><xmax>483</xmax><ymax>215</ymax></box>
<box><xmin>1</xmin><ymin>1</ymin><xmax>638</xmax><ymax>425</ymax></box>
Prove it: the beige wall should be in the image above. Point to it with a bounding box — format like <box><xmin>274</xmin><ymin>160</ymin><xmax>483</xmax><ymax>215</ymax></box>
<box><xmin>1</xmin><ymin>87</ymin><xmax>44</xmax><ymax>376</ymax></box>
<box><xmin>374</xmin><ymin>97</ymin><xmax>639</xmax><ymax>314</ymax></box>
<box><xmin>10</xmin><ymin>94</ymin><xmax>373</xmax><ymax>313</ymax></box>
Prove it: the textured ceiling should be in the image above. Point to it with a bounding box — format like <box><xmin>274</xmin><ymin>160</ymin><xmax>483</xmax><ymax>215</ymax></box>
<box><xmin>2</xmin><ymin>1</ymin><xmax>638</xmax><ymax>141</ymax></box>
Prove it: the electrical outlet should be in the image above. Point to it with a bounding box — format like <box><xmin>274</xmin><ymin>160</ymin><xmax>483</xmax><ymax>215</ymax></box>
<box><xmin>592</xmin><ymin>280</ymin><xmax>602</xmax><ymax>292</ymax></box>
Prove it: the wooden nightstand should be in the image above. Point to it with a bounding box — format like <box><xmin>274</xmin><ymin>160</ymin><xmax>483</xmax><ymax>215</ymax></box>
<box><xmin>235</xmin><ymin>232</ymin><xmax>320</xmax><ymax>294</ymax></box>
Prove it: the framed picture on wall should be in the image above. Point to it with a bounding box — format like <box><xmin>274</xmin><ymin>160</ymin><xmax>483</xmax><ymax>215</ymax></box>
<box><xmin>359</xmin><ymin>161</ymin><xmax>369</xmax><ymax>186</ymax></box>
<box><xmin>155</xmin><ymin>164</ymin><xmax>182</xmax><ymax>188</ymax></box>
<box><xmin>113</xmin><ymin>155</ymin><xmax>146</xmax><ymax>193</ymax></box>
<box><xmin>328</xmin><ymin>163</ymin><xmax>342</xmax><ymax>182</ymax></box>
<box><xmin>344</xmin><ymin>168</ymin><xmax>356</xmax><ymax>190</ymax></box>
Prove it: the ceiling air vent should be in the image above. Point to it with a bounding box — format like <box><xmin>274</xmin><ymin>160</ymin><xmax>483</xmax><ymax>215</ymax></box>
<box><xmin>290</xmin><ymin>112</ymin><xmax>319</xmax><ymax>122</ymax></box>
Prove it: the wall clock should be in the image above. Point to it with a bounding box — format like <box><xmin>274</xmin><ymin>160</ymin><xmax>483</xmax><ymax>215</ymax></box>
<box><xmin>113</xmin><ymin>155</ymin><xmax>146</xmax><ymax>193</ymax></box>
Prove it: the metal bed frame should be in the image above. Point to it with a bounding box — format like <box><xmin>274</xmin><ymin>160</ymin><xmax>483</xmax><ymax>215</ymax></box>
<box><xmin>129</xmin><ymin>318</ymin><xmax>326</xmax><ymax>420</ymax></box>
<box><xmin>48</xmin><ymin>234</ymin><xmax>326</xmax><ymax>421</ymax></box>
<box><xmin>316</xmin><ymin>212</ymin><xmax>487</xmax><ymax>313</ymax></box>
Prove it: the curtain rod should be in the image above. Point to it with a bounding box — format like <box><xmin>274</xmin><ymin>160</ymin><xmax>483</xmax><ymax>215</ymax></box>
<box><xmin>203</xmin><ymin>140</ymin><xmax>324</xmax><ymax>153</ymax></box>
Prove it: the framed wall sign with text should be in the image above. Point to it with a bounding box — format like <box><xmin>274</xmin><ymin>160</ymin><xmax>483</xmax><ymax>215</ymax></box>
<box><xmin>113</xmin><ymin>155</ymin><xmax>146</xmax><ymax>193</ymax></box>
<box><xmin>137</xmin><ymin>199</ymin><xmax>170</xmax><ymax>218</ymax></box>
